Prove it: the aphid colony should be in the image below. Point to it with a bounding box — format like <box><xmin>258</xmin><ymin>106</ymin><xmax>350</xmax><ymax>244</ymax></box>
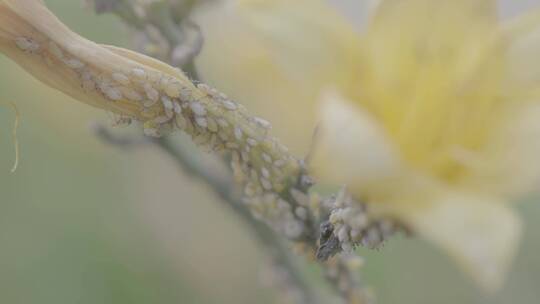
<box><xmin>329</xmin><ymin>188</ymin><xmax>398</xmax><ymax>252</ymax></box>
<box><xmin>15</xmin><ymin>35</ymin><xmax>316</xmax><ymax>241</ymax></box>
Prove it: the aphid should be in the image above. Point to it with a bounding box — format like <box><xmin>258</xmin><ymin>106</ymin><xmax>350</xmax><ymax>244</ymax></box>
<box><xmin>216</xmin><ymin>118</ymin><xmax>229</xmax><ymax>128</ymax></box>
<box><xmin>234</xmin><ymin>127</ymin><xmax>243</xmax><ymax>141</ymax></box>
<box><xmin>190</xmin><ymin>101</ymin><xmax>206</xmax><ymax>116</ymax></box>
<box><xmin>262</xmin><ymin>153</ymin><xmax>272</xmax><ymax>163</ymax></box>
<box><xmin>112</xmin><ymin>72</ymin><xmax>130</xmax><ymax>86</ymax></box>
<box><xmin>195</xmin><ymin>116</ymin><xmax>208</xmax><ymax>128</ymax></box>
<box><xmin>64</xmin><ymin>58</ymin><xmax>85</xmax><ymax>69</ymax></box>
<box><xmin>144</xmin><ymin>83</ymin><xmax>159</xmax><ymax>102</ymax></box>
<box><xmin>273</xmin><ymin>159</ymin><xmax>286</xmax><ymax>168</ymax></box>
<box><xmin>221</xmin><ymin>99</ymin><xmax>237</xmax><ymax>111</ymax></box>
<box><xmin>247</xmin><ymin>138</ymin><xmax>258</xmax><ymax>147</ymax></box>
<box><xmin>104</xmin><ymin>87</ymin><xmax>123</xmax><ymax>101</ymax></box>
<box><xmin>261</xmin><ymin>167</ymin><xmax>271</xmax><ymax>179</ymax></box>
<box><xmin>226</xmin><ymin>142</ymin><xmax>239</xmax><ymax>149</ymax></box>
<box><xmin>260</xmin><ymin>177</ymin><xmax>272</xmax><ymax>191</ymax></box>
<box><xmin>131</xmin><ymin>67</ymin><xmax>146</xmax><ymax>80</ymax></box>
<box><xmin>206</xmin><ymin>117</ymin><xmax>219</xmax><ymax>132</ymax></box>
<box><xmin>154</xmin><ymin>115</ymin><xmax>172</xmax><ymax>124</ymax></box>
<box><xmin>175</xmin><ymin>115</ymin><xmax>188</xmax><ymax>129</ymax></box>
<box><xmin>173</xmin><ymin>101</ymin><xmax>182</xmax><ymax>114</ymax></box>
<box><xmin>15</xmin><ymin>37</ymin><xmax>40</xmax><ymax>52</ymax></box>
<box><xmin>253</xmin><ymin>117</ymin><xmax>271</xmax><ymax>130</ymax></box>
<box><xmin>164</xmin><ymin>80</ymin><xmax>182</xmax><ymax>98</ymax></box>
<box><xmin>120</xmin><ymin>87</ymin><xmax>143</xmax><ymax>102</ymax></box>
<box><xmin>338</xmin><ymin>226</ymin><xmax>349</xmax><ymax>242</ymax></box>
<box><xmin>161</xmin><ymin>96</ymin><xmax>174</xmax><ymax>110</ymax></box>
<box><xmin>143</xmin><ymin>99</ymin><xmax>158</xmax><ymax>107</ymax></box>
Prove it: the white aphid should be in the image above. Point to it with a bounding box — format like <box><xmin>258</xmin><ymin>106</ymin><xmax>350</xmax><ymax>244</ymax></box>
<box><xmin>253</xmin><ymin>117</ymin><xmax>271</xmax><ymax>129</ymax></box>
<box><xmin>261</xmin><ymin>167</ymin><xmax>271</xmax><ymax>179</ymax></box>
<box><xmin>216</xmin><ymin>118</ymin><xmax>229</xmax><ymax>128</ymax></box>
<box><xmin>190</xmin><ymin>101</ymin><xmax>206</xmax><ymax>116</ymax></box>
<box><xmin>112</xmin><ymin>72</ymin><xmax>130</xmax><ymax>85</ymax></box>
<box><xmin>144</xmin><ymin>83</ymin><xmax>159</xmax><ymax>102</ymax></box>
<box><xmin>161</xmin><ymin>96</ymin><xmax>174</xmax><ymax>109</ymax></box>
<box><xmin>247</xmin><ymin>138</ymin><xmax>258</xmax><ymax>147</ymax></box>
<box><xmin>221</xmin><ymin>99</ymin><xmax>237</xmax><ymax>111</ymax></box>
<box><xmin>262</xmin><ymin>153</ymin><xmax>272</xmax><ymax>163</ymax></box>
<box><xmin>104</xmin><ymin>87</ymin><xmax>123</xmax><ymax>101</ymax></box>
<box><xmin>195</xmin><ymin>116</ymin><xmax>208</xmax><ymax>128</ymax></box>
<box><xmin>234</xmin><ymin>127</ymin><xmax>243</xmax><ymax>140</ymax></box>
<box><xmin>64</xmin><ymin>58</ymin><xmax>85</xmax><ymax>69</ymax></box>
<box><xmin>260</xmin><ymin>177</ymin><xmax>272</xmax><ymax>191</ymax></box>
<box><xmin>15</xmin><ymin>37</ymin><xmax>40</xmax><ymax>52</ymax></box>
<box><xmin>173</xmin><ymin>101</ymin><xmax>182</xmax><ymax>114</ymax></box>
<box><xmin>131</xmin><ymin>67</ymin><xmax>146</xmax><ymax>80</ymax></box>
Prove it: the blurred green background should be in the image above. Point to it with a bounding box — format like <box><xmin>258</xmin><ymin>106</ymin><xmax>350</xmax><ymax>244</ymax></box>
<box><xmin>1</xmin><ymin>1</ymin><xmax>539</xmax><ymax>304</ymax></box>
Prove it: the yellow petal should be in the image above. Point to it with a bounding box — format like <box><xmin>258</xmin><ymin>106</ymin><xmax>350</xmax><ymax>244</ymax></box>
<box><xmin>502</xmin><ymin>8</ymin><xmax>540</xmax><ymax>100</ymax></box>
<box><xmin>311</xmin><ymin>89</ymin><xmax>401</xmax><ymax>197</ymax></box>
<box><xmin>400</xmin><ymin>192</ymin><xmax>522</xmax><ymax>292</ymax></box>
<box><xmin>460</xmin><ymin>102</ymin><xmax>540</xmax><ymax>198</ymax></box>
<box><xmin>358</xmin><ymin>0</ymin><xmax>505</xmax><ymax>181</ymax></box>
<box><xmin>194</xmin><ymin>0</ymin><xmax>362</xmax><ymax>154</ymax></box>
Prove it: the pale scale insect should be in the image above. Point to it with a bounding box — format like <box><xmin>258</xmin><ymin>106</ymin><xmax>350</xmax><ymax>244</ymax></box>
<box><xmin>15</xmin><ymin>37</ymin><xmax>40</xmax><ymax>52</ymax></box>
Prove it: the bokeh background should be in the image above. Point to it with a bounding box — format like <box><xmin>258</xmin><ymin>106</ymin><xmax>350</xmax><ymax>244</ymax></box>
<box><xmin>1</xmin><ymin>1</ymin><xmax>539</xmax><ymax>303</ymax></box>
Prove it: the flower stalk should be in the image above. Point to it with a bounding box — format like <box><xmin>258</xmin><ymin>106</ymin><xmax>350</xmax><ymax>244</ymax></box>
<box><xmin>0</xmin><ymin>0</ymin><xmax>399</xmax><ymax>303</ymax></box>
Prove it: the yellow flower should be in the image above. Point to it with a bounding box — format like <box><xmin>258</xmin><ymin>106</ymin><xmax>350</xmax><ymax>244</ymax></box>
<box><xmin>195</xmin><ymin>0</ymin><xmax>540</xmax><ymax>291</ymax></box>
